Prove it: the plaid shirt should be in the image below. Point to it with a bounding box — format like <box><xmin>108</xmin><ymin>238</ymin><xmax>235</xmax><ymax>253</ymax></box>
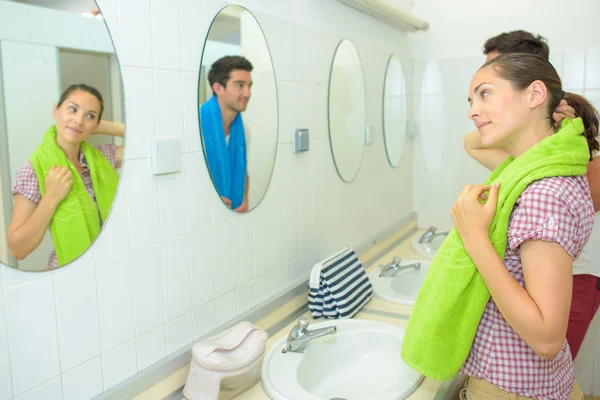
<box><xmin>11</xmin><ymin>144</ymin><xmax>117</xmax><ymax>269</ymax></box>
<box><xmin>460</xmin><ymin>175</ymin><xmax>595</xmax><ymax>400</ymax></box>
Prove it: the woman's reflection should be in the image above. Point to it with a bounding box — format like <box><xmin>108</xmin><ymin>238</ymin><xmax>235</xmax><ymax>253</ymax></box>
<box><xmin>200</xmin><ymin>56</ymin><xmax>252</xmax><ymax>213</ymax></box>
<box><xmin>7</xmin><ymin>84</ymin><xmax>124</xmax><ymax>269</ymax></box>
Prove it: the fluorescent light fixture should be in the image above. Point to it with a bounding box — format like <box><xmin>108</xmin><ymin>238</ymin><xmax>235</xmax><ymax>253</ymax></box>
<box><xmin>336</xmin><ymin>0</ymin><xmax>429</xmax><ymax>32</ymax></box>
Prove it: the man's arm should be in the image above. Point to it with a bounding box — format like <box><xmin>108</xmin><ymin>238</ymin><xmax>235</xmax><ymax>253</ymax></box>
<box><xmin>464</xmin><ymin>129</ymin><xmax>510</xmax><ymax>171</ymax></box>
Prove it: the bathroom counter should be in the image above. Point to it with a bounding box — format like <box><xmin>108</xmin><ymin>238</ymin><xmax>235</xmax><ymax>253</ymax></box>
<box><xmin>236</xmin><ymin>227</ymin><xmax>452</xmax><ymax>400</ymax></box>
<box><xmin>134</xmin><ymin>223</ymin><xmax>463</xmax><ymax>399</ymax></box>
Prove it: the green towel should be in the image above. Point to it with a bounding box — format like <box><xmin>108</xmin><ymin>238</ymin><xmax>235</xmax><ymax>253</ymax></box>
<box><xmin>400</xmin><ymin>118</ymin><xmax>589</xmax><ymax>381</ymax></box>
<box><xmin>30</xmin><ymin>125</ymin><xmax>119</xmax><ymax>266</ymax></box>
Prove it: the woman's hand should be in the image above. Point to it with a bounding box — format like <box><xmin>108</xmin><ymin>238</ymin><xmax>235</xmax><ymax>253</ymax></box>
<box><xmin>552</xmin><ymin>99</ymin><xmax>576</xmax><ymax>129</ymax></box>
<box><xmin>44</xmin><ymin>165</ymin><xmax>72</xmax><ymax>207</ymax></box>
<box><xmin>450</xmin><ymin>183</ymin><xmax>500</xmax><ymax>247</ymax></box>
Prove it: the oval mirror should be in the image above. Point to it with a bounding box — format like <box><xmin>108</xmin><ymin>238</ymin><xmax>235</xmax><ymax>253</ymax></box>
<box><xmin>383</xmin><ymin>54</ymin><xmax>408</xmax><ymax>168</ymax></box>
<box><xmin>198</xmin><ymin>5</ymin><xmax>278</xmax><ymax>213</ymax></box>
<box><xmin>328</xmin><ymin>39</ymin><xmax>366</xmax><ymax>182</ymax></box>
<box><xmin>0</xmin><ymin>0</ymin><xmax>126</xmax><ymax>271</ymax></box>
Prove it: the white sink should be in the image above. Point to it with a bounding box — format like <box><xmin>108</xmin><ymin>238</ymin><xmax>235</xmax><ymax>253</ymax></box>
<box><xmin>411</xmin><ymin>235</ymin><xmax>445</xmax><ymax>259</ymax></box>
<box><xmin>369</xmin><ymin>260</ymin><xmax>432</xmax><ymax>306</ymax></box>
<box><xmin>261</xmin><ymin>319</ymin><xmax>423</xmax><ymax>400</ymax></box>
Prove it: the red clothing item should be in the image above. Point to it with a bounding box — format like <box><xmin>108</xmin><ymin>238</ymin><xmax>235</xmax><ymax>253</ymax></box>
<box><xmin>567</xmin><ymin>274</ymin><xmax>600</xmax><ymax>358</ymax></box>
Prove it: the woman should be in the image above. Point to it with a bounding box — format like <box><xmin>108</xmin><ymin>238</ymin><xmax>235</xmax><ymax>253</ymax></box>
<box><xmin>454</xmin><ymin>54</ymin><xmax>598</xmax><ymax>398</ymax></box>
<box><xmin>7</xmin><ymin>84</ymin><xmax>124</xmax><ymax>269</ymax></box>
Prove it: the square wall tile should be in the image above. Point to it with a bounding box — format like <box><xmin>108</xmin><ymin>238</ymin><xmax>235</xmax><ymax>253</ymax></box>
<box><xmin>102</xmin><ymin>341</ymin><xmax>137</xmax><ymax>391</ymax></box>
<box><xmin>150</xmin><ymin>0</ymin><xmax>182</xmax><ymax>70</ymax></box>
<box><xmin>54</xmin><ymin>264</ymin><xmax>101</xmax><ymax>371</ymax></box>
<box><xmin>137</xmin><ymin>326</ymin><xmax>166</xmax><ymax>371</ymax></box>
<box><xmin>253</xmin><ymin>272</ymin><xmax>272</xmax><ymax>306</ymax></box>
<box><xmin>5</xmin><ymin>276</ymin><xmax>60</xmax><ymax>395</ymax></box>
<box><xmin>234</xmin><ymin>215</ymin><xmax>255</xmax><ymax>287</ymax></box>
<box><xmin>158</xmin><ymin>171</ymin><xmax>188</xmax><ymax>241</ymax></box>
<box><xmin>154</xmin><ymin>69</ymin><xmax>184</xmax><ymax>148</ymax></box>
<box><xmin>213</xmin><ymin>222</ymin><xmax>235</xmax><ymax>297</ymax></box>
<box><xmin>180</xmin><ymin>0</ymin><xmax>206</xmax><ymax>72</ymax></box>
<box><xmin>235</xmin><ymin>281</ymin><xmax>255</xmax><ymax>316</ymax></box>
<box><xmin>14</xmin><ymin>378</ymin><xmax>61</xmax><ymax>400</ymax></box>
<box><xmin>166</xmin><ymin>313</ymin><xmax>193</xmax><ymax>355</ymax></box>
<box><xmin>215</xmin><ymin>291</ymin><xmax>236</xmax><ymax>328</ymax></box>
<box><xmin>253</xmin><ymin>210</ymin><xmax>272</xmax><ymax>278</ymax></box>
<box><xmin>125</xmin><ymin>159</ymin><xmax>161</xmax><ymax>250</ymax></box>
<box><xmin>562</xmin><ymin>49</ymin><xmax>585</xmax><ymax>90</ymax></box>
<box><xmin>189</xmin><ymin>228</ymin><xmax>215</xmax><ymax>308</ymax></box>
<box><xmin>62</xmin><ymin>357</ymin><xmax>103</xmax><ymax>400</ymax></box>
<box><xmin>131</xmin><ymin>244</ymin><xmax>165</xmax><ymax>335</ymax></box>
<box><xmin>121</xmin><ymin>67</ymin><xmax>155</xmax><ymax>160</ymax></box>
<box><xmin>585</xmin><ymin>47</ymin><xmax>600</xmax><ymax>89</ymax></box>
<box><xmin>162</xmin><ymin>236</ymin><xmax>192</xmax><ymax>321</ymax></box>
<box><xmin>96</xmin><ymin>253</ymin><xmax>135</xmax><ymax>351</ymax></box>
<box><xmin>193</xmin><ymin>301</ymin><xmax>216</xmax><ymax>341</ymax></box>
<box><xmin>185</xmin><ymin>153</ymin><xmax>212</xmax><ymax>232</ymax></box>
<box><xmin>118</xmin><ymin>0</ymin><xmax>152</xmax><ymax>67</ymax></box>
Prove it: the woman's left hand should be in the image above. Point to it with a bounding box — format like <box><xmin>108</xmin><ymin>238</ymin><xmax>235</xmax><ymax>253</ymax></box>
<box><xmin>450</xmin><ymin>183</ymin><xmax>500</xmax><ymax>245</ymax></box>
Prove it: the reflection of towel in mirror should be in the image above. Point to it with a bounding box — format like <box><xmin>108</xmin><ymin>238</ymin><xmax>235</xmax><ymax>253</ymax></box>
<box><xmin>30</xmin><ymin>125</ymin><xmax>119</xmax><ymax>266</ymax></box>
<box><xmin>200</xmin><ymin>95</ymin><xmax>247</xmax><ymax>210</ymax></box>
<box><xmin>400</xmin><ymin>118</ymin><xmax>590</xmax><ymax>381</ymax></box>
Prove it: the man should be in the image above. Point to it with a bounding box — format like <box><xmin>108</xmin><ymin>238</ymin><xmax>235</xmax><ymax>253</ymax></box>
<box><xmin>200</xmin><ymin>55</ymin><xmax>252</xmax><ymax>212</ymax></box>
<box><xmin>463</xmin><ymin>30</ymin><xmax>600</xmax><ymax>359</ymax></box>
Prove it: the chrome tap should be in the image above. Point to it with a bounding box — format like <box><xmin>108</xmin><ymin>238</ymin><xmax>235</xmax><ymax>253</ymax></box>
<box><xmin>285</xmin><ymin>317</ymin><xmax>336</xmax><ymax>353</ymax></box>
<box><xmin>379</xmin><ymin>256</ymin><xmax>421</xmax><ymax>277</ymax></box>
<box><xmin>418</xmin><ymin>226</ymin><xmax>449</xmax><ymax>243</ymax></box>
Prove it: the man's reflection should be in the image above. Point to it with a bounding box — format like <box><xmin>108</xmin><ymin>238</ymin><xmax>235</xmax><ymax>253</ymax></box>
<box><xmin>200</xmin><ymin>56</ymin><xmax>253</xmax><ymax>212</ymax></box>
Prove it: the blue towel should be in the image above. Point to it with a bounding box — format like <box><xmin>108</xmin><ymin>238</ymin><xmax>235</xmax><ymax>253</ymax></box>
<box><xmin>308</xmin><ymin>247</ymin><xmax>373</xmax><ymax>319</ymax></box>
<box><xmin>200</xmin><ymin>95</ymin><xmax>247</xmax><ymax>209</ymax></box>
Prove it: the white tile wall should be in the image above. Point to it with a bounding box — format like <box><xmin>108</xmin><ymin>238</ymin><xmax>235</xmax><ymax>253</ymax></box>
<box><xmin>96</xmin><ymin>254</ymin><xmax>135</xmax><ymax>351</ymax></box>
<box><xmin>101</xmin><ymin>341</ymin><xmax>137</xmax><ymax>390</ymax></box>
<box><xmin>131</xmin><ymin>244</ymin><xmax>165</xmax><ymax>336</ymax></box>
<box><xmin>62</xmin><ymin>358</ymin><xmax>103</xmax><ymax>400</ymax></box>
<box><xmin>14</xmin><ymin>378</ymin><xmax>61</xmax><ymax>400</ymax></box>
<box><xmin>5</xmin><ymin>276</ymin><xmax>60</xmax><ymax>396</ymax></box>
<box><xmin>54</xmin><ymin>264</ymin><xmax>101</xmax><ymax>371</ymax></box>
<box><xmin>165</xmin><ymin>312</ymin><xmax>193</xmax><ymax>355</ymax></box>
<box><xmin>136</xmin><ymin>326</ymin><xmax>166</xmax><ymax>371</ymax></box>
<box><xmin>0</xmin><ymin>0</ymin><xmax>417</xmax><ymax>397</ymax></box>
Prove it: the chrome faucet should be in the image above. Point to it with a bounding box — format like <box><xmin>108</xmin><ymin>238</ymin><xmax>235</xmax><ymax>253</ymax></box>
<box><xmin>418</xmin><ymin>226</ymin><xmax>449</xmax><ymax>244</ymax></box>
<box><xmin>379</xmin><ymin>256</ymin><xmax>421</xmax><ymax>277</ymax></box>
<box><xmin>285</xmin><ymin>317</ymin><xmax>336</xmax><ymax>352</ymax></box>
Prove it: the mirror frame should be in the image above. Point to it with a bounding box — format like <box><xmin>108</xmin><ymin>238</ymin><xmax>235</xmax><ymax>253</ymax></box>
<box><xmin>326</xmin><ymin>38</ymin><xmax>366</xmax><ymax>183</ymax></box>
<box><xmin>382</xmin><ymin>53</ymin><xmax>408</xmax><ymax>168</ymax></box>
<box><xmin>196</xmin><ymin>4</ymin><xmax>280</xmax><ymax>213</ymax></box>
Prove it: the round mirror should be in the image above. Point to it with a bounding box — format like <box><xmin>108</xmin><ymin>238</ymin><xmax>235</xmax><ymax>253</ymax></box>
<box><xmin>0</xmin><ymin>0</ymin><xmax>126</xmax><ymax>271</ymax></box>
<box><xmin>328</xmin><ymin>39</ymin><xmax>366</xmax><ymax>182</ymax></box>
<box><xmin>383</xmin><ymin>54</ymin><xmax>408</xmax><ymax>168</ymax></box>
<box><xmin>198</xmin><ymin>5</ymin><xmax>278</xmax><ymax>213</ymax></box>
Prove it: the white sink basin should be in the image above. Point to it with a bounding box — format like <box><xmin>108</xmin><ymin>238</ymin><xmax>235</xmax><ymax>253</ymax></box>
<box><xmin>411</xmin><ymin>235</ymin><xmax>445</xmax><ymax>259</ymax></box>
<box><xmin>261</xmin><ymin>319</ymin><xmax>423</xmax><ymax>400</ymax></box>
<box><xmin>369</xmin><ymin>260</ymin><xmax>432</xmax><ymax>306</ymax></box>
